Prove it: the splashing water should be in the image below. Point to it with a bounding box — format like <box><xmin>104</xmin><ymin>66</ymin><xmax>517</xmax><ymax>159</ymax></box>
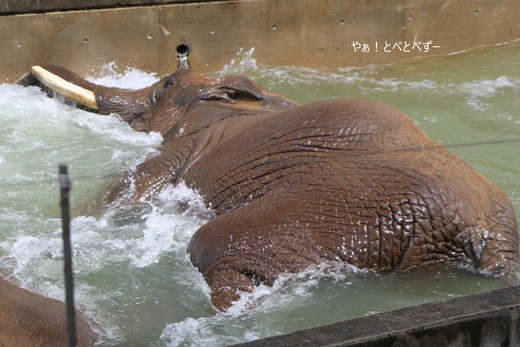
<box><xmin>220</xmin><ymin>47</ymin><xmax>258</xmax><ymax>75</ymax></box>
<box><xmin>0</xmin><ymin>42</ymin><xmax>519</xmax><ymax>345</ymax></box>
<box><xmin>88</xmin><ymin>61</ymin><xmax>160</xmax><ymax>89</ymax></box>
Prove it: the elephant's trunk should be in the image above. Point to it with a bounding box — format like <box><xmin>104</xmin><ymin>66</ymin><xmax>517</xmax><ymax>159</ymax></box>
<box><xmin>20</xmin><ymin>66</ymin><xmax>153</xmax><ymax>130</ymax></box>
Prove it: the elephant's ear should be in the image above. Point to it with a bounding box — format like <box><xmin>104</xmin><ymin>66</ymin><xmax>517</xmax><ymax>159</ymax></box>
<box><xmin>206</xmin><ymin>76</ymin><xmax>266</xmax><ymax>103</ymax></box>
<box><xmin>206</xmin><ymin>76</ymin><xmax>298</xmax><ymax>110</ymax></box>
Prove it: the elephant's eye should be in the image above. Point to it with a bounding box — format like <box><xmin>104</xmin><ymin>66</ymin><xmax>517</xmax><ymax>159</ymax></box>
<box><xmin>163</xmin><ymin>77</ymin><xmax>176</xmax><ymax>89</ymax></box>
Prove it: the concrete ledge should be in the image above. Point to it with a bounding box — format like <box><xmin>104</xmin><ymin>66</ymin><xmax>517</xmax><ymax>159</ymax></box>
<box><xmin>234</xmin><ymin>285</ymin><xmax>520</xmax><ymax>346</ymax></box>
<box><xmin>0</xmin><ymin>0</ymin><xmax>226</xmax><ymax>15</ymax></box>
<box><xmin>2</xmin><ymin>0</ymin><xmax>520</xmax><ymax>82</ymax></box>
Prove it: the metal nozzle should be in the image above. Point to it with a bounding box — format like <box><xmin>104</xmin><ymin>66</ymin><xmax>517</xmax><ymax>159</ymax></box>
<box><xmin>176</xmin><ymin>44</ymin><xmax>190</xmax><ymax>70</ymax></box>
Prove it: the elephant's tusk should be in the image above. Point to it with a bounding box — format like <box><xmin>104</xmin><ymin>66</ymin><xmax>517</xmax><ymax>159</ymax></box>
<box><xmin>31</xmin><ymin>66</ymin><xmax>98</xmax><ymax>110</ymax></box>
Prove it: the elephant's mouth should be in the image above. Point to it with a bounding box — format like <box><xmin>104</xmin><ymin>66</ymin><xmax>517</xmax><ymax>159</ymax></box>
<box><xmin>30</xmin><ymin>66</ymin><xmax>98</xmax><ymax>110</ymax></box>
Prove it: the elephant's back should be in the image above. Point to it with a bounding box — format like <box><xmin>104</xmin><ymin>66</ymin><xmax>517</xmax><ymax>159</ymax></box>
<box><xmin>258</xmin><ymin>98</ymin><xmax>432</xmax><ymax>152</ymax></box>
<box><xmin>186</xmin><ymin>98</ymin><xmax>517</xmax><ymax>246</ymax></box>
<box><xmin>188</xmin><ymin>99</ymin><xmax>434</xmax><ymax>211</ymax></box>
<box><xmin>186</xmin><ymin>98</ymin><xmax>518</xmax><ymax>304</ymax></box>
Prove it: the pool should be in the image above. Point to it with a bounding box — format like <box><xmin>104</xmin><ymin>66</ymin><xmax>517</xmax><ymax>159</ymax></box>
<box><xmin>0</xmin><ymin>42</ymin><xmax>519</xmax><ymax>345</ymax></box>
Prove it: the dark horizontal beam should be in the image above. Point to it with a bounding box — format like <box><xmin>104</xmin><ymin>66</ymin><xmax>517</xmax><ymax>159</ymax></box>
<box><xmin>234</xmin><ymin>285</ymin><xmax>520</xmax><ymax>347</ymax></box>
<box><xmin>0</xmin><ymin>0</ymin><xmax>229</xmax><ymax>15</ymax></box>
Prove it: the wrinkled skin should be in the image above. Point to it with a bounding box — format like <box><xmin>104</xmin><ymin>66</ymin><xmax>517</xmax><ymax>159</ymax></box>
<box><xmin>21</xmin><ymin>66</ymin><xmax>519</xmax><ymax>311</ymax></box>
<box><xmin>0</xmin><ymin>278</ymin><xmax>96</xmax><ymax>346</ymax></box>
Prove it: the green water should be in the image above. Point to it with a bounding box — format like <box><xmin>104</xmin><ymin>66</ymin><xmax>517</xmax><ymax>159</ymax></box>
<box><xmin>0</xmin><ymin>42</ymin><xmax>519</xmax><ymax>346</ymax></box>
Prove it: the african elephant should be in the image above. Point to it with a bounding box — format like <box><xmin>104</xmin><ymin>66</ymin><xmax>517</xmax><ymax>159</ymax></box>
<box><xmin>0</xmin><ymin>277</ymin><xmax>96</xmax><ymax>345</ymax></box>
<box><xmin>20</xmin><ymin>65</ymin><xmax>519</xmax><ymax>311</ymax></box>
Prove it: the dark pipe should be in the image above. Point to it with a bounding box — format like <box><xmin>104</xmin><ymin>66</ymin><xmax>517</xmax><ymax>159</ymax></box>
<box><xmin>176</xmin><ymin>44</ymin><xmax>190</xmax><ymax>70</ymax></box>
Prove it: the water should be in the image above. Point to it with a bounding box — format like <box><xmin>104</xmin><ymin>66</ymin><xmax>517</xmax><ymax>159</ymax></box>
<box><xmin>1</xmin><ymin>42</ymin><xmax>519</xmax><ymax>346</ymax></box>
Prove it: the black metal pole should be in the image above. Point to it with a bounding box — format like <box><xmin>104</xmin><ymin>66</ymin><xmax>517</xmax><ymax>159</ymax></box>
<box><xmin>59</xmin><ymin>165</ymin><xmax>77</xmax><ymax>347</ymax></box>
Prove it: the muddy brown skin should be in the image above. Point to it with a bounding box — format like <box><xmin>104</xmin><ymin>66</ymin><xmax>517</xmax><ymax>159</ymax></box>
<box><xmin>21</xmin><ymin>66</ymin><xmax>519</xmax><ymax>311</ymax></box>
<box><xmin>0</xmin><ymin>278</ymin><xmax>96</xmax><ymax>346</ymax></box>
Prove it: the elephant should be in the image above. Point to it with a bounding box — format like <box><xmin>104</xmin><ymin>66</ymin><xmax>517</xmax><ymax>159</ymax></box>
<box><xmin>20</xmin><ymin>65</ymin><xmax>519</xmax><ymax>311</ymax></box>
<box><xmin>0</xmin><ymin>277</ymin><xmax>97</xmax><ymax>345</ymax></box>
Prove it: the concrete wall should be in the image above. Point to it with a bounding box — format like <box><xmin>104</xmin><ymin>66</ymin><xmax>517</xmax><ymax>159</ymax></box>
<box><xmin>1</xmin><ymin>0</ymin><xmax>520</xmax><ymax>82</ymax></box>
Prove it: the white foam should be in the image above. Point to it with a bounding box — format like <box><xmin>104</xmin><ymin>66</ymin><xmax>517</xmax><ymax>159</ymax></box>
<box><xmin>0</xmin><ymin>181</ymin><xmax>209</xmax><ymax>342</ymax></box>
<box><xmin>129</xmin><ymin>207</ymin><xmax>189</xmax><ymax>268</ymax></box>
<box><xmin>88</xmin><ymin>62</ymin><xmax>160</xmax><ymax>88</ymax></box>
<box><xmin>461</xmin><ymin>76</ymin><xmax>518</xmax><ymax>98</ymax></box>
<box><xmin>258</xmin><ymin>262</ymin><xmax>361</xmax><ymax>310</ymax></box>
<box><xmin>160</xmin><ymin>312</ymin><xmax>267</xmax><ymax>346</ymax></box>
<box><xmin>161</xmin><ymin>316</ymin><xmax>250</xmax><ymax>346</ymax></box>
<box><xmin>125</xmin><ymin>183</ymin><xmax>211</xmax><ymax>268</ymax></box>
<box><xmin>370</xmin><ymin>78</ymin><xmax>438</xmax><ymax>92</ymax></box>
<box><xmin>159</xmin><ymin>262</ymin><xmax>361</xmax><ymax>346</ymax></box>
<box><xmin>157</xmin><ymin>181</ymin><xmax>213</xmax><ymax>218</ymax></box>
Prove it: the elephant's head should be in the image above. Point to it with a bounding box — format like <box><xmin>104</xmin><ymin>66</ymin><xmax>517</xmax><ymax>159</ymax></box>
<box><xmin>20</xmin><ymin>66</ymin><xmax>298</xmax><ymax>139</ymax></box>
